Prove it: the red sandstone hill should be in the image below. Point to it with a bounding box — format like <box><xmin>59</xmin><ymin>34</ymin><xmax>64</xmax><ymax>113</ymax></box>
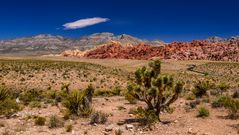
<box><xmin>61</xmin><ymin>40</ymin><xmax>239</xmax><ymax>62</ymax></box>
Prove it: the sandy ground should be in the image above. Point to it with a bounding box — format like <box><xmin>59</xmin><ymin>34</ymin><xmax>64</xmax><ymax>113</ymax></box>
<box><xmin>0</xmin><ymin>96</ymin><xmax>238</xmax><ymax>135</ymax></box>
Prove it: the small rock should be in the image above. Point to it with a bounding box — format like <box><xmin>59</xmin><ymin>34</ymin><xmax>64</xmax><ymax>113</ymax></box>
<box><xmin>117</xmin><ymin>120</ymin><xmax>125</xmax><ymax>125</ymax></box>
<box><xmin>129</xmin><ymin>114</ymin><xmax>134</xmax><ymax>117</ymax></box>
<box><xmin>174</xmin><ymin>120</ymin><xmax>178</xmax><ymax>123</ymax></box>
<box><xmin>188</xmin><ymin>128</ymin><xmax>193</xmax><ymax>134</ymax></box>
<box><xmin>126</xmin><ymin>124</ymin><xmax>134</xmax><ymax>130</ymax></box>
<box><xmin>71</xmin><ymin>130</ymin><xmax>78</xmax><ymax>135</ymax></box>
<box><xmin>105</xmin><ymin>124</ymin><xmax>114</xmax><ymax>132</ymax></box>
<box><xmin>102</xmin><ymin>131</ymin><xmax>110</xmax><ymax>135</ymax></box>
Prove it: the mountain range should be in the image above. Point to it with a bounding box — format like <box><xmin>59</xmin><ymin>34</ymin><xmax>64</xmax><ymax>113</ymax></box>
<box><xmin>0</xmin><ymin>32</ymin><xmax>164</xmax><ymax>56</ymax></box>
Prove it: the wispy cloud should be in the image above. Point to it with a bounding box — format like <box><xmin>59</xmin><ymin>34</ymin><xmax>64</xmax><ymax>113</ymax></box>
<box><xmin>63</xmin><ymin>17</ymin><xmax>109</xmax><ymax>30</ymax></box>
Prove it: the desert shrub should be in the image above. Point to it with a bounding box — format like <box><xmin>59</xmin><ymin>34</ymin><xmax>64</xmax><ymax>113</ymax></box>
<box><xmin>185</xmin><ymin>93</ymin><xmax>196</xmax><ymax>100</ymax></box>
<box><xmin>217</xmin><ymin>82</ymin><xmax>229</xmax><ymax>95</ymax></box>
<box><xmin>0</xmin><ymin>86</ymin><xmax>9</xmax><ymax>101</ymax></box>
<box><xmin>90</xmin><ymin>111</ymin><xmax>108</xmax><ymax>124</ymax></box>
<box><xmin>19</xmin><ymin>89</ymin><xmax>43</xmax><ymax>105</ymax></box>
<box><xmin>211</xmin><ymin>98</ymin><xmax>224</xmax><ymax>108</ymax></box>
<box><xmin>193</xmin><ymin>80</ymin><xmax>210</xmax><ymax>98</ymax></box>
<box><xmin>202</xmin><ymin>98</ymin><xmax>210</xmax><ymax>103</ymax></box>
<box><xmin>210</xmin><ymin>89</ymin><xmax>220</xmax><ymax>96</ymax></box>
<box><xmin>126</xmin><ymin>60</ymin><xmax>183</xmax><ymax>121</ymax></box>
<box><xmin>188</xmin><ymin>99</ymin><xmax>201</xmax><ymax>108</ymax></box>
<box><xmin>48</xmin><ymin>115</ymin><xmax>64</xmax><ymax>128</ymax></box>
<box><xmin>29</xmin><ymin>101</ymin><xmax>42</xmax><ymax>108</ymax></box>
<box><xmin>34</xmin><ymin>116</ymin><xmax>46</xmax><ymax>126</ymax></box>
<box><xmin>197</xmin><ymin>107</ymin><xmax>210</xmax><ymax>118</ymax></box>
<box><xmin>65</xmin><ymin>124</ymin><xmax>73</xmax><ymax>132</ymax></box>
<box><xmin>63</xmin><ymin>85</ymin><xmax>94</xmax><ymax>117</ymax></box>
<box><xmin>0</xmin><ymin>98</ymin><xmax>20</xmax><ymax>116</ymax></box>
<box><xmin>61</xmin><ymin>83</ymin><xmax>70</xmax><ymax>94</ymax></box>
<box><xmin>111</xmin><ymin>86</ymin><xmax>122</xmax><ymax>96</ymax></box>
<box><xmin>94</xmin><ymin>89</ymin><xmax>112</xmax><ymax>96</ymax></box>
<box><xmin>94</xmin><ymin>86</ymin><xmax>121</xmax><ymax>97</ymax></box>
<box><xmin>134</xmin><ymin>107</ymin><xmax>158</xmax><ymax>126</ymax></box>
<box><xmin>219</xmin><ymin>96</ymin><xmax>239</xmax><ymax>118</ymax></box>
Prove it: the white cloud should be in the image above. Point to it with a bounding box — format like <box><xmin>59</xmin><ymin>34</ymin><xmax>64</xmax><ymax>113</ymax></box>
<box><xmin>63</xmin><ymin>17</ymin><xmax>109</xmax><ymax>30</ymax></box>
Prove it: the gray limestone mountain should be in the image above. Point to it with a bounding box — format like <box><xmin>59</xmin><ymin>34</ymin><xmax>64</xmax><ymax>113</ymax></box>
<box><xmin>0</xmin><ymin>32</ymin><xmax>165</xmax><ymax>56</ymax></box>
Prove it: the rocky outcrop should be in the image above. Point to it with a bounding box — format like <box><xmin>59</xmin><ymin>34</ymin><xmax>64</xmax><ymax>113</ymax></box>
<box><xmin>76</xmin><ymin>40</ymin><xmax>239</xmax><ymax>62</ymax></box>
<box><xmin>61</xmin><ymin>50</ymin><xmax>85</xmax><ymax>57</ymax></box>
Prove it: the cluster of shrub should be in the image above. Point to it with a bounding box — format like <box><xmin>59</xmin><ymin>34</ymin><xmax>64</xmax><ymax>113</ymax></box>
<box><xmin>184</xmin><ymin>79</ymin><xmax>239</xmax><ymax>119</ymax></box>
<box><xmin>0</xmin><ymin>83</ymin><xmax>111</xmax><ymax>132</ymax></box>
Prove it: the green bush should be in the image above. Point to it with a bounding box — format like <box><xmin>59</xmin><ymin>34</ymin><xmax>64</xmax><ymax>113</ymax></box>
<box><xmin>34</xmin><ymin>116</ymin><xmax>46</xmax><ymax>126</ymax></box>
<box><xmin>0</xmin><ymin>86</ymin><xmax>9</xmax><ymax>101</ymax></box>
<box><xmin>197</xmin><ymin>107</ymin><xmax>210</xmax><ymax>118</ymax></box>
<box><xmin>211</xmin><ymin>98</ymin><xmax>224</xmax><ymax>108</ymax></box>
<box><xmin>134</xmin><ymin>107</ymin><xmax>158</xmax><ymax>126</ymax></box>
<box><xmin>48</xmin><ymin>115</ymin><xmax>64</xmax><ymax>128</ymax></box>
<box><xmin>29</xmin><ymin>101</ymin><xmax>42</xmax><ymax>108</ymax></box>
<box><xmin>217</xmin><ymin>82</ymin><xmax>229</xmax><ymax>95</ymax></box>
<box><xmin>90</xmin><ymin>111</ymin><xmax>108</xmax><ymax>124</ymax></box>
<box><xmin>219</xmin><ymin>96</ymin><xmax>239</xmax><ymax>118</ymax></box>
<box><xmin>185</xmin><ymin>93</ymin><xmax>196</xmax><ymax>100</ymax></box>
<box><xmin>19</xmin><ymin>89</ymin><xmax>43</xmax><ymax>105</ymax></box>
<box><xmin>126</xmin><ymin>60</ymin><xmax>183</xmax><ymax>122</ymax></box>
<box><xmin>193</xmin><ymin>81</ymin><xmax>210</xmax><ymax>98</ymax></box>
<box><xmin>0</xmin><ymin>98</ymin><xmax>20</xmax><ymax>116</ymax></box>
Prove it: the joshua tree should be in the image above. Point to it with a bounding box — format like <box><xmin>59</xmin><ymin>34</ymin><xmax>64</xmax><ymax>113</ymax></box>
<box><xmin>127</xmin><ymin>60</ymin><xmax>183</xmax><ymax>121</ymax></box>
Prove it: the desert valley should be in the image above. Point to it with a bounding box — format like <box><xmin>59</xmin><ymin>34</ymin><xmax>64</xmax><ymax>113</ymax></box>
<box><xmin>0</xmin><ymin>33</ymin><xmax>239</xmax><ymax>135</ymax></box>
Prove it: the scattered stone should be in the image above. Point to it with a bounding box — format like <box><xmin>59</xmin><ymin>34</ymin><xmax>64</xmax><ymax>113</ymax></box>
<box><xmin>126</xmin><ymin>124</ymin><xmax>134</xmax><ymax>130</ymax></box>
<box><xmin>105</xmin><ymin>124</ymin><xmax>114</xmax><ymax>132</ymax></box>
<box><xmin>117</xmin><ymin>120</ymin><xmax>125</xmax><ymax>125</ymax></box>
<box><xmin>102</xmin><ymin>131</ymin><xmax>110</xmax><ymax>135</ymax></box>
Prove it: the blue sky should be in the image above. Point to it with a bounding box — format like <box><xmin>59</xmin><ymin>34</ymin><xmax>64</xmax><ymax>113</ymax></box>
<box><xmin>0</xmin><ymin>0</ymin><xmax>238</xmax><ymax>42</ymax></box>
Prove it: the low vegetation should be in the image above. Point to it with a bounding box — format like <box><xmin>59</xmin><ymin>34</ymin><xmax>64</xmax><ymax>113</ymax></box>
<box><xmin>34</xmin><ymin>116</ymin><xmax>46</xmax><ymax>126</ymax></box>
<box><xmin>0</xmin><ymin>58</ymin><xmax>239</xmax><ymax>134</ymax></box>
<box><xmin>197</xmin><ymin>107</ymin><xmax>210</xmax><ymax>118</ymax></box>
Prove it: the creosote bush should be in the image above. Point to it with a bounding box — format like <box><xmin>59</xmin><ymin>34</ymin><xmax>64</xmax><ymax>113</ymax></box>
<box><xmin>217</xmin><ymin>82</ymin><xmax>229</xmax><ymax>95</ymax></box>
<box><xmin>48</xmin><ymin>115</ymin><xmax>64</xmax><ymax>128</ymax></box>
<box><xmin>197</xmin><ymin>107</ymin><xmax>210</xmax><ymax>118</ymax></box>
<box><xmin>19</xmin><ymin>89</ymin><xmax>43</xmax><ymax>105</ymax></box>
<box><xmin>127</xmin><ymin>60</ymin><xmax>183</xmax><ymax>122</ymax></box>
<box><xmin>34</xmin><ymin>116</ymin><xmax>46</xmax><ymax>126</ymax></box>
<box><xmin>219</xmin><ymin>96</ymin><xmax>239</xmax><ymax>119</ymax></box>
<box><xmin>90</xmin><ymin>111</ymin><xmax>108</xmax><ymax>124</ymax></box>
<box><xmin>193</xmin><ymin>80</ymin><xmax>210</xmax><ymax>98</ymax></box>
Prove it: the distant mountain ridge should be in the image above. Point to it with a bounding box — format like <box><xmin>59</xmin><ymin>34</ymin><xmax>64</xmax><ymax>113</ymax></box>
<box><xmin>0</xmin><ymin>32</ymin><xmax>164</xmax><ymax>56</ymax></box>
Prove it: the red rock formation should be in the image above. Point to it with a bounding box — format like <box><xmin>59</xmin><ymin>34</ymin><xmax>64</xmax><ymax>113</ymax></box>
<box><xmin>62</xmin><ymin>40</ymin><xmax>239</xmax><ymax>62</ymax></box>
